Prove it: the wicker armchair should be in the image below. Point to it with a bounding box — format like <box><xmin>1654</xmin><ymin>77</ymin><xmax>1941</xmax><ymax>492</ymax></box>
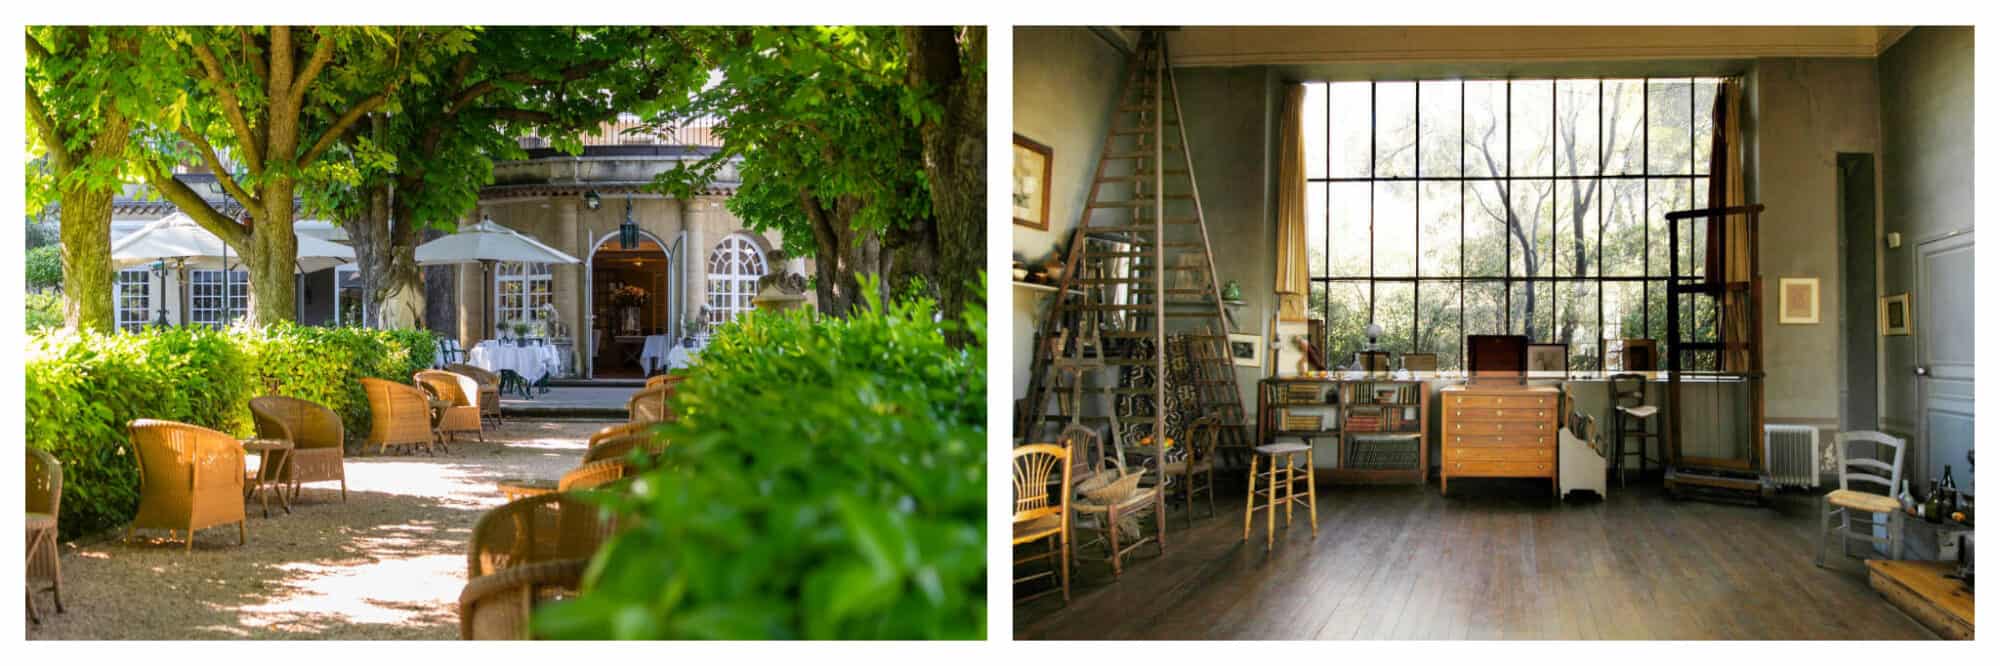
<box><xmin>248</xmin><ymin>395</ymin><xmax>348</xmax><ymax>503</ymax></box>
<box><xmin>587</xmin><ymin>422</ymin><xmax>653</xmax><ymax>448</ymax></box>
<box><xmin>459</xmin><ymin>558</ymin><xmax>588</xmax><ymax>640</ymax></box>
<box><xmin>467</xmin><ymin>492</ymin><xmax>614</xmax><ymax>580</ymax></box>
<box><xmin>626</xmin><ymin>384</ymin><xmax>674</xmax><ymax>424</ymax></box>
<box><xmin>558</xmin><ymin>460</ymin><xmax>627</xmax><ymax>492</ymax></box>
<box><xmin>582</xmin><ymin>431</ymin><xmax>666</xmax><ymax>466</ymax></box>
<box><xmin>126</xmin><ymin>419</ymin><xmax>247</xmax><ymax>552</ymax></box>
<box><xmin>26</xmin><ymin>448</ymin><xmax>64</xmax><ymax>621</ymax></box>
<box><xmin>446</xmin><ymin>363</ymin><xmax>504</xmax><ymax>427</ymax></box>
<box><xmin>643</xmin><ymin>373</ymin><xmax>685</xmax><ymax>390</ymax></box>
<box><xmin>361</xmin><ymin>378</ymin><xmax>441</xmax><ymax>456</ymax></box>
<box><xmin>416</xmin><ymin>370</ymin><xmax>485</xmax><ymax>445</ymax></box>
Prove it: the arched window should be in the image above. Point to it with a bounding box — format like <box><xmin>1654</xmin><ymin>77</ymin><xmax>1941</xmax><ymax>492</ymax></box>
<box><xmin>704</xmin><ymin>234</ymin><xmax>767</xmax><ymax>326</ymax></box>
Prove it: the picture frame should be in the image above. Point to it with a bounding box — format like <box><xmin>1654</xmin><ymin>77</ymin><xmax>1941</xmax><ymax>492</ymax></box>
<box><xmin>1228</xmin><ymin>333</ymin><xmax>1263</xmax><ymax>367</ymax></box>
<box><xmin>1778</xmin><ymin>277</ymin><xmax>1820</xmax><ymax>324</ymax></box>
<box><xmin>1012</xmin><ymin>134</ymin><xmax>1052</xmax><ymax>230</ymax></box>
<box><xmin>1467</xmin><ymin>334</ymin><xmax>1528</xmax><ymax>383</ymax></box>
<box><xmin>1527</xmin><ymin>343</ymin><xmax>1569</xmax><ymax>378</ymax></box>
<box><xmin>1400</xmin><ymin>352</ymin><xmax>1438</xmax><ymax>373</ymax></box>
<box><xmin>1880</xmin><ymin>293</ymin><xmax>1912</xmax><ymax>336</ymax></box>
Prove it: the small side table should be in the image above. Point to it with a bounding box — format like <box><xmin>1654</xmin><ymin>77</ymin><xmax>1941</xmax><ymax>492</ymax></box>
<box><xmin>495</xmin><ymin>477</ymin><xmax>558</xmax><ymax>502</ymax></box>
<box><xmin>241</xmin><ymin>438</ymin><xmax>294</xmax><ymax>518</ymax></box>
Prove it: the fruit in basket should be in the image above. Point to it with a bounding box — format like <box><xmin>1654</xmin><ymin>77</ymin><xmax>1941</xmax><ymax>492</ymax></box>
<box><xmin>1137</xmin><ymin>435</ymin><xmax>1174</xmax><ymax>448</ymax></box>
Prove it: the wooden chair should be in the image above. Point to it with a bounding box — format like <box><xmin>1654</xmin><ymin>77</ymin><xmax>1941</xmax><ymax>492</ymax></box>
<box><xmin>459</xmin><ymin>558</ymin><xmax>588</xmax><ymax>640</ymax></box>
<box><xmin>1164</xmin><ymin>415</ymin><xmax>1221</xmax><ymax>527</ymax></box>
<box><xmin>467</xmin><ymin>492</ymin><xmax>614</xmax><ymax>580</ymax></box>
<box><xmin>361</xmin><ymin>378</ymin><xmax>441</xmax><ymax>456</ymax></box>
<box><xmin>416</xmin><ymin>370</ymin><xmax>485</xmax><ymax>446</ymax></box>
<box><xmin>1070</xmin><ymin>425</ymin><xmax>1164</xmax><ymax>578</ymax></box>
<box><xmin>626</xmin><ymin>383</ymin><xmax>674</xmax><ymax>424</ymax></box>
<box><xmin>437</xmin><ymin>337</ymin><xmax>467</xmax><ymax>365</ymax></box>
<box><xmin>446</xmin><ymin>363</ymin><xmax>504</xmax><ymax>427</ymax></box>
<box><xmin>1815</xmin><ymin>430</ymin><xmax>1907</xmax><ymax>567</ymax></box>
<box><xmin>125</xmin><ymin>419</ymin><xmax>247</xmax><ymax>552</ymax></box>
<box><xmin>248</xmin><ymin>395</ymin><xmax>348</xmax><ymax>503</ymax></box>
<box><xmin>1013</xmin><ymin>443</ymin><xmax>1072</xmax><ymax>605</ymax></box>
<box><xmin>1607</xmin><ymin>373</ymin><xmax>1659</xmax><ymax>486</ymax></box>
<box><xmin>558</xmin><ymin>460</ymin><xmax>627</xmax><ymax>492</ymax></box>
<box><xmin>26</xmin><ymin>448</ymin><xmax>63</xmax><ymax>622</ymax></box>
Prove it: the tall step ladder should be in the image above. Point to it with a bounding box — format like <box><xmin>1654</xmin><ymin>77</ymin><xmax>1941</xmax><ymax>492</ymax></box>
<box><xmin>1662</xmin><ymin>203</ymin><xmax>1772</xmax><ymax>502</ymax></box>
<box><xmin>1016</xmin><ymin>30</ymin><xmax>1252</xmax><ymax>480</ymax></box>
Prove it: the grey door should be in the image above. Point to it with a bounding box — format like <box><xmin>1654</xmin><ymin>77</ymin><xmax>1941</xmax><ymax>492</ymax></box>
<box><xmin>1915</xmin><ymin>231</ymin><xmax>1974</xmax><ymax>495</ymax></box>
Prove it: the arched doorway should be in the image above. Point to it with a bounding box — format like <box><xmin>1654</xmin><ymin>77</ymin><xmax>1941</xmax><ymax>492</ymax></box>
<box><xmin>586</xmin><ymin>229</ymin><xmax>676</xmax><ymax>379</ymax></box>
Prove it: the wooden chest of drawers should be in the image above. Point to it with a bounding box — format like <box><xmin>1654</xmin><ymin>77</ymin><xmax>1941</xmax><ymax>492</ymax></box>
<box><xmin>1439</xmin><ymin>384</ymin><xmax>1560</xmax><ymax>497</ymax></box>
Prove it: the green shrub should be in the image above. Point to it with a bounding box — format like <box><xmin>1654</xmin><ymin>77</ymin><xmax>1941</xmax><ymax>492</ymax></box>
<box><xmin>25</xmin><ymin>323</ymin><xmax>436</xmax><ymax>538</ymax></box>
<box><xmin>25</xmin><ymin>291</ymin><xmax>64</xmax><ymax>331</ymax></box>
<box><xmin>535</xmin><ymin>279</ymin><xmax>987</xmax><ymax>640</ymax></box>
<box><xmin>26</xmin><ymin>244</ymin><xmax>63</xmax><ymax>290</ymax></box>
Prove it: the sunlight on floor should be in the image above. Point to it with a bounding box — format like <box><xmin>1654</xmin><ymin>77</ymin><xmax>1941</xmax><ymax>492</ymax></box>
<box><xmin>234</xmin><ymin>552</ymin><xmax>465</xmax><ymax>629</ymax></box>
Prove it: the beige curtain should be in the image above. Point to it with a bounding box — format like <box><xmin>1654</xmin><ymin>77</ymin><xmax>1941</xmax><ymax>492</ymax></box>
<box><xmin>1275</xmin><ymin>84</ymin><xmax>1309</xmax><ymax>322</ymax></box>
<box><xmin>1707</xmin><ymin>77</ymin><xmax>1750</xmax><ymax>372</ymax></box>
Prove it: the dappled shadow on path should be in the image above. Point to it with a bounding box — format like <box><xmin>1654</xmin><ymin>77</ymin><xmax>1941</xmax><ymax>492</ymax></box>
<box><xmin>27</xmin><ymin>419</ymin><xmax>612</xmax><ymax>640</ymax></box>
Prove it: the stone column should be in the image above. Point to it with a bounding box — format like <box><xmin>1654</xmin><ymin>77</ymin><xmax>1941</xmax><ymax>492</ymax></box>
<box><xmin>553</xmin><ymin>197</ymin><xmax>582</xmax><ymax>376</ymax></box>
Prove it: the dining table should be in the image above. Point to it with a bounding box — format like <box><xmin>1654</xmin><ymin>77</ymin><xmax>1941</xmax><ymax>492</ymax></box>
<box><xmin>469</xmin><ymin>340</ymin><xmax>561</xmax><ymax>386</ymax></box>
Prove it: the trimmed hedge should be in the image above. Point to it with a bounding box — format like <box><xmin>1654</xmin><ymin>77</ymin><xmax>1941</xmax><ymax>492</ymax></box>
<box><xmin>25</xmin><ymin>323</ymin><xmax>436</xmax><ymax>538</ymax></box>
<box><xmin>535</xmin><ymin>280</ymin><xmax>987</xmax><ymax>640</ymax></box>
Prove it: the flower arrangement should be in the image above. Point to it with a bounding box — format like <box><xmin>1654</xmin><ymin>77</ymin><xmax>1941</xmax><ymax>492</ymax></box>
<box><xmin>610</xmin><ymin>284</ymin><xmax>649</xmax><ymax>308</ymax></box>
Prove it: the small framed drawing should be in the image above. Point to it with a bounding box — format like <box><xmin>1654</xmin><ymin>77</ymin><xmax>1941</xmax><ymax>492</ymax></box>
<box><xmin>1778</xmin><ymin>277</ymin><xmax>1820</xmax><ymax>324</ymax></box>
<box><xmin>1012</xmin><ymin>134</ymin><xmax>1052</xmax><ymax>230</ymax></box>
<box><xmin>1880</xmin><ymin>293</ymin><xmax>1912</xmax><ymax>336</ymax></box>
<box><xmin>1228</xmin><ymin>333</ymin><xmax>1262</xmax><ymax>367</ymax></box>
<box><xmin>1527</xmin><ymin>343</ymin><xmax>1569</xmax><ymax>378</ymax></box>
<box><xmin>1401</xmin><ymin>352</ymin><xmax>1438</xmax><ymax>373</ymax></box>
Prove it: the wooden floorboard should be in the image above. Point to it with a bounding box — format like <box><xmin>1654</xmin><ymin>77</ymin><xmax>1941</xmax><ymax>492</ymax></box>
<box><xmin>1014</xmin><ymin>479</ymin><xmax>1939</xmax><ymax>640</ymax></box>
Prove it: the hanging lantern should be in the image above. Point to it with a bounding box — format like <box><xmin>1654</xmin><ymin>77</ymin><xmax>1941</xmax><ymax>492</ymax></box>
<box><xmin>618</xmin><ymin>195</ymin><xmax>639</xmax><ymax>249</ymax></box>
<box><xmin>583</xmin><ymin>189</ymin><xmax>602</xmax><ymax>211</ymax></box>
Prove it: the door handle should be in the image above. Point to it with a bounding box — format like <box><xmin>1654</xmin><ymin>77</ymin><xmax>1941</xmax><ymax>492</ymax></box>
<box><xmin>1914</xmin><ymin>366</ymin><xmax>1930</xmax><ymax>376</ymax></box>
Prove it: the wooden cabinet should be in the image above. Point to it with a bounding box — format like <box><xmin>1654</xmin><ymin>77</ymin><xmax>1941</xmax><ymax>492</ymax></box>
<box><xmin>1256</xmin><ymin>378</ymin><xmax>1429</xmax><ymax>485</ymax></box>
<box><xmin>1439</xmin><ymin>384</ymin><xmax>1560</xmax><ymax>497</ymax></box>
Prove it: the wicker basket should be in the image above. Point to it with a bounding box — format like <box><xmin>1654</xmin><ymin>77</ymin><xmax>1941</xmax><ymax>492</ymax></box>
<box><xmin>1077</xmin><ymin>469</ymin><xmax>1145</xmax><ymax>504</ymax></box>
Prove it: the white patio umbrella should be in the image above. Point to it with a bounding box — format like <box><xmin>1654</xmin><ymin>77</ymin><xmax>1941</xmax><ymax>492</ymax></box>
<box><xmin>109</xmin><ymin>212</ymin><xmax>357</xmax><ymax>325</ymax></box>
<box><xmin>111</xmin><ymin>213</ymin><xmax>357</xmax><ymax>273</ymax></box>
<box><xmin>414</xmin><ymin>217</ymin><xmax>581</xmax><ymax>339</ymax></box>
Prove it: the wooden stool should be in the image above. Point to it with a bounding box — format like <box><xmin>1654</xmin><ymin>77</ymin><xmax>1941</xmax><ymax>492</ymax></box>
<box><xmin>1243</xmin><ymin>439</ymin><xmax>1317</xmax><ymax>551</ymax></box>
<box><xmin>1608</xmin><ymin>373</ymin><xmax>1659</xmax><ymax>486</ymax></box>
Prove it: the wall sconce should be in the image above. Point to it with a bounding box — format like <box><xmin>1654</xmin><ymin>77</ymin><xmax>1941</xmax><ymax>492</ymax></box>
<box><xmin>584</xmin><ymin>190</ymin><xmax>602</xmax><ymax>211</ymax></box>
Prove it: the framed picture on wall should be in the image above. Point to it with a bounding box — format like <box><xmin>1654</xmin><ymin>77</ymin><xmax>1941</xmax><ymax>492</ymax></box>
<box><xmin>1228</xmin><ymin>333</ymin><xmax>1263</xmax><ymax>367</ymax></box>
<box><xmin>1880</xmin><ymin>293</ymin><xmax>1912</xmax><ymax>336</ymax></box>
<box><xmin>1012</xmin><ymin>134</ymin><xmax>1052</xmax><ymax>230</ymax></box>
<box><xmin>1778</xmin><ymin>277</ymin><xmax>1820</xmax><ymax>324</ymax></box>
<box><xmin>1527</xmin><ymin>343</ymin><xmax>1569</xmax><ymax>378</ymax></box>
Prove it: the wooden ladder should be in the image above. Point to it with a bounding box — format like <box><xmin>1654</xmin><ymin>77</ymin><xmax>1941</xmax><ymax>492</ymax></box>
<box><xmin>1016</xmin><ymin>30</ymin><xmax>1250</xmax><ymax>465</ymax></box>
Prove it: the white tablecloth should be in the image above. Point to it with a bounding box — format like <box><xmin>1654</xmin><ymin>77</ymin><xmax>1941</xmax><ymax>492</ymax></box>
<box><xmin>639</xmin><ymin>335</ymin><xmax>672</xmax><ymax>374</ymax></box>
<box><xmin>469</xmin><ymin>341</ymin><xmax>560</xmax><ymax>383</ymax></box>
<box><xmin>664</xmin><ymin>345</ymin><xmax>695</xmax><ymax>371</ymax></box>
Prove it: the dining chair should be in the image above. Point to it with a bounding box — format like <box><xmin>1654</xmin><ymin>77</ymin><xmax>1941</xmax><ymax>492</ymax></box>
<box><xmin>459</xmin><ymin>558</ymin><xmax>587</xmax><ymax>640</ymax></box>
<box><xmin>1815</xmin><ymin>430</ymin><xmax>1907</xmax><ymax>567</ymax></box>
<box><xmin>1013</xmin><ymin>442</ymin><xmax>1071</xmax><ymax>605</ymax></box>
<box><xmin>1164</xmin><ymin>414</ymin><xmax>1221</xmax><ymax>527</ymax></box>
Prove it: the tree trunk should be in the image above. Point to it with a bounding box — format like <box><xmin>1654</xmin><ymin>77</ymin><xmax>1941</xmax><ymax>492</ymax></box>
<box><xmin>58</xmin><ymin>187</ymin><xmax>117</xmax><ymax>333</ymax></box>
<box><xmin>378</xmin><ymin>195</ymin><xmax>428</xmax><ymax>330</ymax></box>
<box><xmin>244</xmin><ymin>179</ymin><xmax>301</xmax><ymax>326</ymax></box>
<box><xmin>904</xmin><ymin>26</ymin><xmax>986</xmax><ymax>341</ymax></box>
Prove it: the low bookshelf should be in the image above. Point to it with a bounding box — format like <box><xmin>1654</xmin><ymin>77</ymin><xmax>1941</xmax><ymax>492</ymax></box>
<box><xmin>1256</xmin><ymin>376</ymin><xmax>1430</xmax><ymax>484</ymax></box>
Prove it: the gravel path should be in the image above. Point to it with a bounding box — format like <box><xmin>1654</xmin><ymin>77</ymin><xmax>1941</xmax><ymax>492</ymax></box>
<box><xmin>26</xmin><ymin>419</ymin><xmax>617</xmax><ymax>640</ymax></box>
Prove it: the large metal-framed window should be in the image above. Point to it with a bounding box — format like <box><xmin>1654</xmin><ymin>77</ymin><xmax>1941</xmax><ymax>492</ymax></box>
<box><xmin>1305</xmin><ymin>78</ymin><xmax>1719</xmax><ymax>371</ymax></box>
<box><xmin>704</xmin><ymin>234</ymin><xmax>767</xmax><ymax>327</ymax></box>
<box><xmin>495</xmin><ymin>261</ymin><xmax>554</xmax><ymax>329</ymax></box>
<box><xmin>115</xmin><ymin>269</ymin><xmax>151</xmax><ymax>332</ymax></box>
<box><xmin>188</xmin><ymin>269</ymin><xmax>248</xmax><ymax>328</ymax></box>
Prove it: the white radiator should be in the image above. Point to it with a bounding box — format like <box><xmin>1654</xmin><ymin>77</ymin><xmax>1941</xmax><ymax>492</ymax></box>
<box><xmin>1763</xmin><ymin>424</ymin><xmax>1821</xmax><ymax>489</ymax></box>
